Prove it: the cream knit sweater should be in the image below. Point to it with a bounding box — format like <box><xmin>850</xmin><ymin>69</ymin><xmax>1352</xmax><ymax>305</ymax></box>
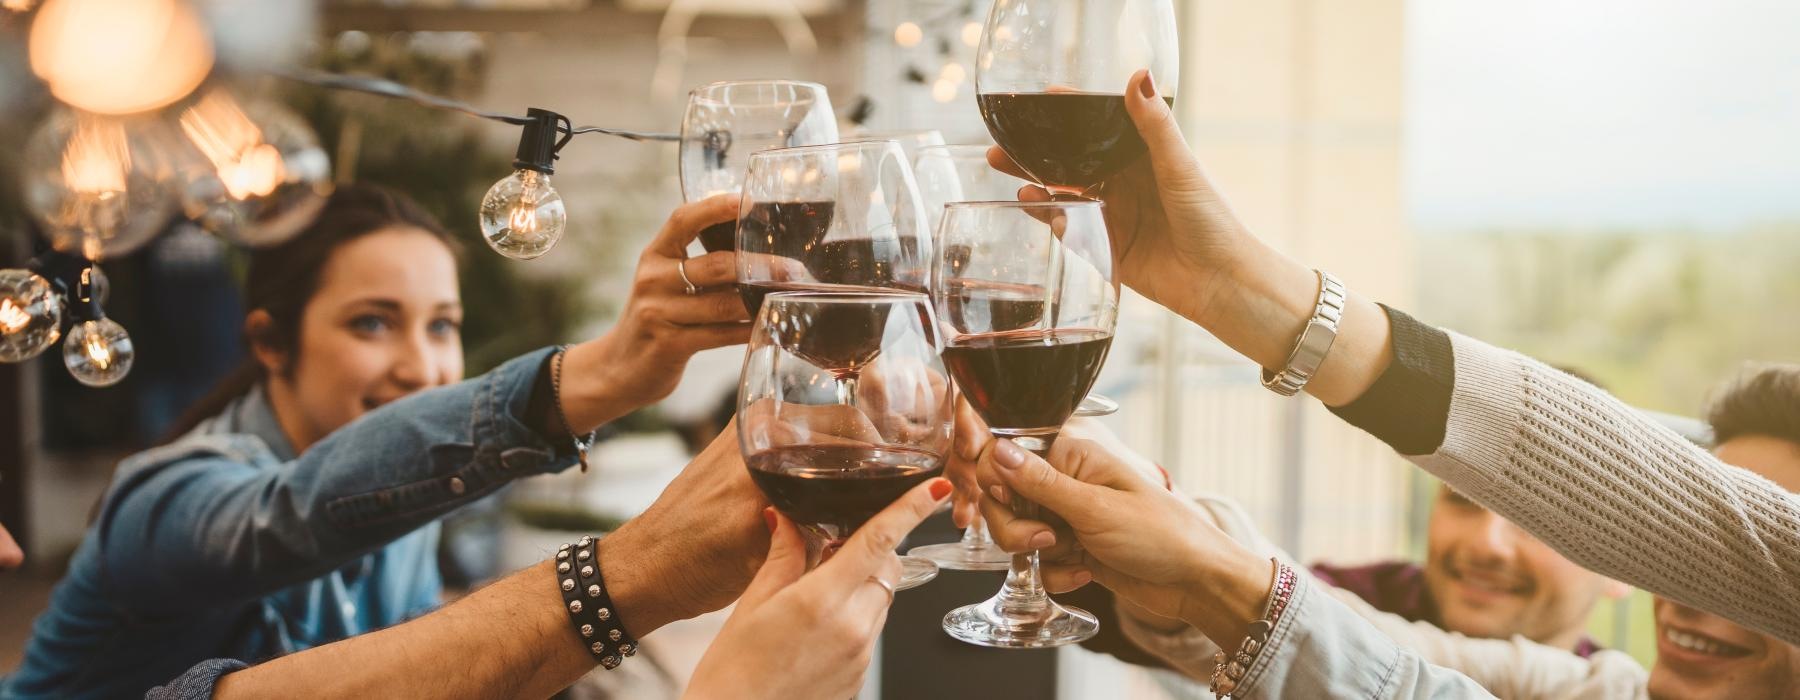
<box><xmin>1417</xmin><ymin>333</ymin><xmax>1800</xmax><ymax>646</ymax></box>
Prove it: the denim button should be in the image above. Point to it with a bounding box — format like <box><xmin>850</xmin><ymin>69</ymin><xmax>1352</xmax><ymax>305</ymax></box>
<box><xmin>448</xmin><ymin>477</ymin><xmax>467</xmax><ymax>495</ymax></box>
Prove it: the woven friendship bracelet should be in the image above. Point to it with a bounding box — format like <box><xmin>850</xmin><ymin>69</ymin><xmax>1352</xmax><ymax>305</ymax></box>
<box><xmin>554</xmin><ymin>536</ymin><xmax>638</xmax><ymax>669</ymax></box>
<box><xmin>1210</xmin><ymin>560</ymin><xmax>1298</xmax><ymax>698</ymax></box>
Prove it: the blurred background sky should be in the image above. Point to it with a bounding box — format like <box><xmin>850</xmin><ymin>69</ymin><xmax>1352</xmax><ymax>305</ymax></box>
<box><xmin>1408</xmin><ymin>0</ymin><xmax>1800</xmax><ymax>232</ymax></box>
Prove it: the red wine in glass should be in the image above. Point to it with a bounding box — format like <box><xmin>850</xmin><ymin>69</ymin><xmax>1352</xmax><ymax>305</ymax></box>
<box><xmin>747</xmin><ymin>444</ymin><xmax>944</xmax><ymax>541</ymax></box>
<box><xmin>977</xmin><ymin>92</ymin><xmax>1175</xmax><ymax>195</ymax></box>
<box><xmin>942</xmin><ymin>328</ymin><xmax>1113</xmax><ymax>431</ymax></box>
<box><xmin>738</xmin><ymin>282</ymin><xmax>925</xmax><ymax>379</ymax></box>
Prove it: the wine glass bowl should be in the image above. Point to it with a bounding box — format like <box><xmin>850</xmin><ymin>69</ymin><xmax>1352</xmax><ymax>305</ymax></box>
<box><xmin>976</xmin><ymin>0</ymin><xmax>1180</xmax><ymax>197</ymax></box>
<box><xmin>739</xmin><ymin>291</ymin><xmax>952</xmax><ymax>590</ymax></box>
<box><xmin>935</xmin><ymin>200</ymin><xmax>1118</xmax><ymax>647</ymax></box>
<box><xmin>679</xmin><ymin>80</ymin><xmax>838</xmax><ymax>253</ymax></box>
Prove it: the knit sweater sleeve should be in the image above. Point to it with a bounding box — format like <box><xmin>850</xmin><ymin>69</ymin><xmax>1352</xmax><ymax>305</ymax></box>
<box><xmin>1412</xmin><ymin>333</ymin><xmax>1800</xmax><ymax>646</ymax></box>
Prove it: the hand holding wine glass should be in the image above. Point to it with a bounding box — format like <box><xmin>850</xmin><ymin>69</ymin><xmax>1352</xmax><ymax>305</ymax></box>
<box><xmin>685</xmin><ymin>478</ymin><xmax>953</xmax><ymax>700</ymax></box>
<box><xmin>680</xmin><ymin>80</ymin><xmax>838</xmax><ymax>253</ymax></box>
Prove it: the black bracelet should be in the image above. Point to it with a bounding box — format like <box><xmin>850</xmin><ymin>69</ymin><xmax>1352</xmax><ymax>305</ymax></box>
<box><xmin>554</xmin><ymin>536</ymin><xmax>638</xmax><ymax>669</ymax></box>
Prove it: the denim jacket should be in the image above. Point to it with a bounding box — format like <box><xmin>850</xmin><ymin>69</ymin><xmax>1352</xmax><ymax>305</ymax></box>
<box><xmin>3</xmin><ymin>348</ymin><xmax>574</xmax><ymax>699</ymax></box>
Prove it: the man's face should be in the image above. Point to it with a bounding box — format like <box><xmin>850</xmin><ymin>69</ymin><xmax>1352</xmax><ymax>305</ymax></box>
<box><xmin>1647</xmin><ymin>435</ymin><xmax>1800</xmax><ymax>700</ymax></box>
<box><xmin>1423</xmin><ymin>486</ymin><xmax>1620</xmax><ymax>649</ymax></box>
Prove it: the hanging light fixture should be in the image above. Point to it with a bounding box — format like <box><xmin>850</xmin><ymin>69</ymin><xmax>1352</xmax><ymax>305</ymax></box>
<box><xmin>21</xmin><ymin>110</ymin><xmax>183</xmax><ymax>259</ymax></box>
<box><xmin>27</xmin><ymin>0</ymin><xmax>214</xmax><ymax>116</ymax></box>
<box><xmin>177</xmin><ymin>88</ymin><xmax>333</xmax><ymax>247</ymax></box>
<box><xmin>479</xmin><ymin>108</ymin><xmax>571</xmax><ymax>261</ymax></box>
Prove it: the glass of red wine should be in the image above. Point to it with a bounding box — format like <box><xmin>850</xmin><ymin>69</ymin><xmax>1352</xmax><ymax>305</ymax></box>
<box><xmin>976</xmin><ymin>0</ymin><xmax>1180</xmax><ymax>199</ymax></box>
<box><xmin>936</xmin><ymin>200</ymin><xmax>1118</xmax><ymax>648</ymax></box>
<box><xmin>739</xmin><ymin>290</ymin><xmax>953</xmax><ymax>590</ymax></box>
<box><xmin>679</xmin><ymin>80</ymin><xmax>838</xmax><ymax>254</ymax></box>
<box><xmin>736</xmin><ymin>140</ymin><xmax>932</xmax><ymax>403</ymax></box>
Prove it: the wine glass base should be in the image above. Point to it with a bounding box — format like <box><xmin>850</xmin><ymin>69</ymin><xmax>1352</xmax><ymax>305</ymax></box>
<box><xmin>897</xmin><ymin>556</ymin><xmax>940</xmax><ymax>591</ymax></box>
<box><xmin>942</xmin><ymin>595</ymin><xmax>1099</xmax><ymax>648</ymax></box>
<box><xmin>907</xmin><ymin>541</ymin><xmax>1012</xmax><ymax>572</ymax></box>
<box><xmin>1071</xmin><ymin>393</ymin><xmax>1119</xmax><ymax>417</ymax></box>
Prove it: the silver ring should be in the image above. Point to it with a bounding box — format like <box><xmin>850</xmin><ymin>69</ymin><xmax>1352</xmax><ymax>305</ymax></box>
<box><xmin>865</xmin><ymin>575</ymin><xmax>896</xmax><ymax>602</ymax></box>
<box><xmin>676</xmin><ymin>257</ymin><xmax>698</xmax><ymax>295</ymax></box>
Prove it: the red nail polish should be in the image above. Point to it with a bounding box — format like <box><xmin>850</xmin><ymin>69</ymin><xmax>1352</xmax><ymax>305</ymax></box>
<box><xmin>929</xmin><ymin>479</ymin><xmax>953</xmax><ymax>501</ymax></box>
<box><xmin>762</xmin><ymin>507</ymin><xmax>778</xmax><ymax>532</ymax></box>
<box><xmin>1139</xmin><ymin>71</ymin><xmax>1156</xmax><ymax>99</ymax></box>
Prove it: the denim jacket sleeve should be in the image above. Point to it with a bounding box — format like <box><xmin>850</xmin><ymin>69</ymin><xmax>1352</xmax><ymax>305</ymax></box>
<box><xmin>1228</xmin><ymin>575</ymin><xmax>1497</xmax><ymax>699</ymax></box>
<box><xmin>95</xmin><ymin>348</ymin><xmax>575</xmax><ymax>613</ymax></box>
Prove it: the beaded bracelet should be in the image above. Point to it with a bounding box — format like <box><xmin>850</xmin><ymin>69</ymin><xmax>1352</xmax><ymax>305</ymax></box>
<box><xmin>1210</xmin><ymin>559</ymin><xmax>1297</xmax><ymax>698</ymax></box>
<box><xmin>554</xmin><ymin>536</ymin><xmax>638</xmax><ymax>669</ymax></box>
<box><xmin>551</xmin><ymin>345</ymin><xmax>598</xmax><ymax>473</ymax></box>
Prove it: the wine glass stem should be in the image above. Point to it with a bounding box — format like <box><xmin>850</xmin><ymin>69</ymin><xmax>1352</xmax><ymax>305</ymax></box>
<box><xmin>961</xmin><ymin>511</ymin><xmax>995</xmax><ymax>549</ymax></box>
<box><xmin>834</xmin><ymin>375</ymin><xmax>859</xmax><ymax>406</ymax></box>
<box><xmin>995</xmin><ymin>433</ymin><xmax>1057</xmax><ymax>606</ymax></box>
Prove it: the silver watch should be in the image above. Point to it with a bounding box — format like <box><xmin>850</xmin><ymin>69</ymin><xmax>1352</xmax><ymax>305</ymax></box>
<box><xmin>1260</xmin><ymin>270</ymin><xmax>1346</xmax><ymax>397</ymax></box>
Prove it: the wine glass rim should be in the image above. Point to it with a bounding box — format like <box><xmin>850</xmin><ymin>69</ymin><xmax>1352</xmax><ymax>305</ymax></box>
<box><xmin>917</xmin><ymin>144</ymin><xmax>994</xmax><ymax>157</ymax></box>
<box><xmin>944</xmin><ymin>200</ymin><xmax>1103</xmax><ymax>210</ymax></box>
<box><xmin>748</xmin><ymin>140</ymin><xmax>905</xmax><ymax>158</ymax></box>
<box><xmin>763</xmin><ymin>289</ymin><xmax>930</xmax><ymax>305</ymax></box>
<box><xmin>688</xmin><ymin>80</ymin><xmax>828</xmax><ymax>105</ymax></box>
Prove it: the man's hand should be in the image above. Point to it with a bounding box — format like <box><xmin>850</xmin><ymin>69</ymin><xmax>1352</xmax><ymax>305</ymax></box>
<box><xmin>598</xmin><ymin>420</ymin><xmax>770</xmax><ymax>635</ymax></box>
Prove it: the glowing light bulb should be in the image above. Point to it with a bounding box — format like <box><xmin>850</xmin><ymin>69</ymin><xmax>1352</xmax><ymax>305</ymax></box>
<box><xmin>28</xmin><ymin>0</ymin><xmax>213</xmax><ymax>115</ymax></box>
<box><xmin>940</xmin><ymin>61</ymin><xmax>967</xmax><ymax>84</ymax></box>
<box><xmin>0</xmin><ymin>269</ymin><xmax>64</xmax><ymax>363</ymax></box>
<box><xmin>932</xmin><ymin>78</ymin><xmax>959</xmax><ymax>103</ymax></box>
<box><xmin>962</xmin><ymin>21</ymin><xmax>983</xmax><ymax>48</ymax></box>
<box><xmin>895</xmin><ymin>22</ymin><xmax>923</xmax><ymax>48</ymax></box>
<box><xmin>178</xmin><ymin>89</ymin><xmax>332</xmax><ymax>247</ymax></box>
<box><xmin>479</xmin><ymin>169</ymin><xmax>566</xmax><ymax>260</ymax></box>
<box><xmin>62</xmin><ymin>317</ymin><xmax>133</xmax><ymax>386</ymax></box>
<box><xmin>22</xmin><ymin>110</ymin><xmax>180</xmax><ymax>258</ymax></box>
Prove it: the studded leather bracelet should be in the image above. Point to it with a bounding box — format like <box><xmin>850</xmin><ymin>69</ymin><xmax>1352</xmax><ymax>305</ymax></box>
<box><xmin>1210</xmin><ymin>559</ymin><xmax>1297</xmax><ymax>698</ymax></box>
<box><xmin>554</xmin><ymin>536</ymin><xmax>638</xmax><ymax>669</ymax></box>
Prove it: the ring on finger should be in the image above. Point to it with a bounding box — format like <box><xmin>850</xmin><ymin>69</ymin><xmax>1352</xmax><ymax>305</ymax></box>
<box><xmin>864</xmin><ymin>575</ymin><xmax>896</xmax><ymax>603</ymax></box>
<box><xmin>676</xmin><ymin>257</ymin><xmax>699</xmax><ymax>295</ymax></box>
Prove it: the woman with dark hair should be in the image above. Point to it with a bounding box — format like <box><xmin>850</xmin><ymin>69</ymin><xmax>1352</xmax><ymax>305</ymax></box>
<box><xmin>4</xmin><ymin>184</ymin><xmax>758</xmax><ymax>699</ymax></box>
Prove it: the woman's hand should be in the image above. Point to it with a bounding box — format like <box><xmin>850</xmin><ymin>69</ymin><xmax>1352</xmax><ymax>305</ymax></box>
<box><xmin>562</xmin><ymin>194</ymin><xmax>752</xmax><ymax>431</ymax></box>
<box><xmin>975</xmin><ymin>434</ymin><xmax>1270</xmax><ymax>644</ymax></box>
<box><xmin>685</xmin><ymin>477</ymin><xmax>953</xmax><ymax>700</ymax></box>
<box><xmin>992</xmin><ymin>70</ymin><xmax>1392</xmax><ymax>406</ymax></box>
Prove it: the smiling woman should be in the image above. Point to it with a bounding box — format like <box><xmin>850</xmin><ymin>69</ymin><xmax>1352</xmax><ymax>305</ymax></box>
<box><xmin>3</xmin><ymin>184</ymin><xmax>755</xmax><ymax>698</ymax></box>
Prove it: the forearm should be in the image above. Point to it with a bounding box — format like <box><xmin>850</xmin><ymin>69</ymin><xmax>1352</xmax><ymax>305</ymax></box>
<box><xmin>1180</xmin><ymin>238</ymin><xmax>1392</xmax><ymax>408</ymax></box>
<box><xmin>216</xmin><ymin>560</ymin><xmax>593</xmax><ymax>700</ymax></box>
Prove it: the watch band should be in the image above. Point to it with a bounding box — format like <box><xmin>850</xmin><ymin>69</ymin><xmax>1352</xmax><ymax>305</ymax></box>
<box><xmin>1259</xmin><ymin>270</ymin><xmax>1346</xmax><ymax>397</ymax></box>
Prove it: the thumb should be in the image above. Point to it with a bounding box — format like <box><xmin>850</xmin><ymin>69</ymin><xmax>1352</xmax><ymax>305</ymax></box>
<box><xmin>1123</xmin><ymin>69</ymin><xmax>1202</xmax><ymax>189</ymax></box>
<box><xmin>736</xmin><ymin>508</ymin><xmax>807</xmax><ymax>610</ymax></box>
<box><xmin>983</xmin><ymin>439</ymin><xmax>1108</xmax><ymax>524</ymax></box>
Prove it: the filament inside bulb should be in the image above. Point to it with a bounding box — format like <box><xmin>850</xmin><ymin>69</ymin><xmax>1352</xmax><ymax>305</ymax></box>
<box><xmin>84</xmin><ymin>331</ymin><xmax>112</xmax><ymax>370</ymax></box>
<box><xmin>0</xmin><ymin>299</ymin><xmax>30</xmax><ymax>334</ymax></box>
<box><xmin>180</xmin><ymin>92</ymin><xmax>287</xmax><ymax>201</ymax></box>
<box><xmin>508</xmin><ymin>198</ymin><xmax>539</xmax><ymax>236</ymax></box>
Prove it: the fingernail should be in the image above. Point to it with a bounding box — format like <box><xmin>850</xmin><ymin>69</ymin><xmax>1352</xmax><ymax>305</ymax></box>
<box><xmin>988</xmin><ymin>484</ymin><xmax>1010</xmax><ymax>505</ymax></box>
<box><xmin>1029</xmin><ymin>530</ymin><xmax>1056</xmax><ymax>550</ymax></box>
<box><xmin>1139</xmin><ymin>71</ymin><xmax>1157</xmax><ymax>99</ymax></box>
<box><xmin>1072</xmin><ymin>570</ymin><xmax>1093</xmax><ymax>588</ymax></box>
<box><xmin>762</xmin><ymin>507</ymin><xmax>778</xmax><ymax>533</ymax></box>
<box><xmin>995</xmin><ymin>439</ymin><xmax>1028</xmax><ymax>470</ymax></box>
<box><xmin>928</xmin><ymin>478</ymin><xmax>953</xmax><ymax>501</ymax></box>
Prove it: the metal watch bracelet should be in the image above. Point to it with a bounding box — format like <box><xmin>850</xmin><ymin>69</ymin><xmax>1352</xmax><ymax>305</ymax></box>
<box><xmin>1259</xmin><ymin>270</ymin><xmax>1347</xmax><ymax>397</ymax></box>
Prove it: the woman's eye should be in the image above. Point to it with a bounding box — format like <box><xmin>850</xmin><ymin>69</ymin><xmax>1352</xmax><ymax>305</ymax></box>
<box><xmin>349</xmin><ymin>315</ymin><xmax>390</xmax><ymax>334</ymax></box>
<box><xmin>429</xmin><ymin>318</ymin><xmax>462</xmax><ymax>336</ymax></box>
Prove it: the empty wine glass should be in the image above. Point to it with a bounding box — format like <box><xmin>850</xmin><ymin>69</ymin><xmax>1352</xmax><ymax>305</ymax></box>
<box><xmin>679</xmin><ymin>80</ymin><xmax>838</xmax><ymax>253</ymax></box>
<box><xmin>977</xmin><ymin>0</ymin><xmax>1180</xmax><ymax>198</ymax></box>
<box><xmin>739</xmin><ymin>291</ymin><xmax>953</xmax><ymax>591</ymax></box>
<box><xmin>936</xmin><ymin>200</ymin><xmax>1118</xmax><ymax>648</ymax></box>
<box><xmin>846</xmin><ymin>129</ymin><xmax>946</xmax><ymax>163</ymax></box>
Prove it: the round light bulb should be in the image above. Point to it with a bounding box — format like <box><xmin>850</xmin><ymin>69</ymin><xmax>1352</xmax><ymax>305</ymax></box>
<box><xmin>478</xmin><ymin>169</ymin><xmax>566</xmax><ymax>260</ymax></box>
<box><xmin>63</xmin><ymin>317</ymin><xmax>133</xmax><ymax>387</ymax></box>
<box><xmin>895</xmin><ymin>22</ymin><xmax>923</xmax><ymax>48</ymax></box>
<box><xmin>28</xmin><ymin>0</ymin><xmax>214</xmax><ymax>115</ymax></box>
<box><xmin>0</xmin><ymin>269</ymin><xmax>65</xmax><ymax>363</ymax></box>
<box><xmin>178</xmin><ymin>89</ymin><xmax>332</xmax><ymax>247</ymax></box>
<box><xmin>22</xmin><ymin>110</ymin><xmax>182</xmax><ymax>259</ymax></box>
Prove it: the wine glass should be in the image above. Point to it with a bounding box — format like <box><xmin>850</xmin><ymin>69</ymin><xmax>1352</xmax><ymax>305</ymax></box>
<box><xmin>976</xmin><ymin>0</ymin><xmax>1180</xmax><ymax>198</ymax></box>
<box><xmin>936</xmin><ymin>200</ymin><xmax>1117</xmax><ymax>648</ymax></box>
<box><xmin>680</xmin><ymin>80</ymin><xmax>838</xmax><ymax>253</ymax></box>
<box><xmin>736</xmin><ymin>140</ymin><xmax>932</xmax><ymax>403</ymax></box>
<box><xmin>846</xmin><ymin>129</ymin><xmax>946</xmax><ymax>164</ymax></box>
<box><xmin>739</xmin><ymin>291</ymin><xmax>954</xmax><ymax>591</ymax></box>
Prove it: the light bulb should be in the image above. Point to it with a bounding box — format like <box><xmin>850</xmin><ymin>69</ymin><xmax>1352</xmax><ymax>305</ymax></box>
<box><xmin>0</xmin><ymin>269</ymin><xmax>64</xmax><ymax>363</ymax></box>
<box><xmin>895</xmin><ymin>22</ymin><xmax>923</xmax><ymax>48</ymax></box>
<box><xmin>179</xmin><ymin>89</ymin><xmax>332</xmax><ymax>247</ymax></box>
<box><xmin>479</xmin><ymin>169</ymin><xmax>566</xmax><ymax>260</ymax></box>
<box><xmin>22</xmin><ymin>110</ymin><xmax>182</xmax><ymax>259</ymax></box>
<box><xmin>63</xmin><ymin>317</ymin><xmax>133</xmax><ymax>387</ymax></box>
<box><xmin>28</xmin><ymin>0</ymin><xmax>214</xmax><ymax>115</ymax></box>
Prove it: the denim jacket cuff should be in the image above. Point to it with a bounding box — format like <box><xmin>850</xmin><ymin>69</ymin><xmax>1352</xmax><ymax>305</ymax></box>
<box><xmin>474</xmin><ymin>346</ymin><xmax>581</xmax><ymax>477</ymax></box>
